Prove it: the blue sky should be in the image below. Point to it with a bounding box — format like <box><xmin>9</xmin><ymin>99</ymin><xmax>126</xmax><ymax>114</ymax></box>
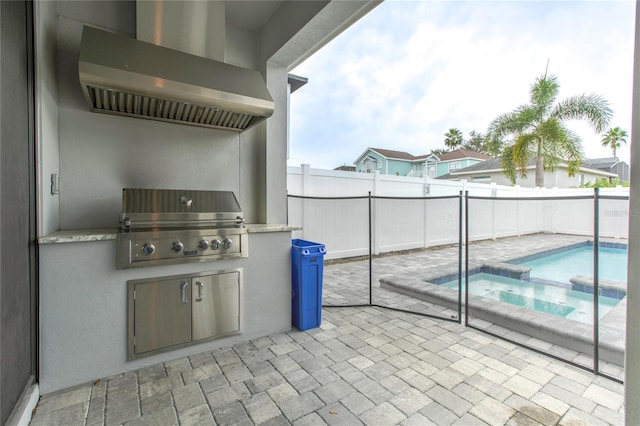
<box><xmin>288</xmin><ymin>0</ymin><xmax>636</xmax><ymax>170</ymax></box>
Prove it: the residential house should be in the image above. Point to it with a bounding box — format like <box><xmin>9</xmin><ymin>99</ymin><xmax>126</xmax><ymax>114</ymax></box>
<box><xmin>334</xmin><ymin>164</ymin><xmax>357</xmax><ymax>172</ymax></box>
<box><xmin>433</xmin><ymin>149</ymin><xmax>493</xmax><ymax>177</ymax></box>
<box><xmin>583</xmin><ymin>157</ymin><xmax>630</xmax><ymax>182</ymax></box>
<box><xmin>354</xmin><ymin>147</ymin><xmax>491</xmax><ymax>177</ymax></box>
<box><xmin>437</xmin><ymin>157</ymin><xmax>619</xmax><ymax>188</ymax></box>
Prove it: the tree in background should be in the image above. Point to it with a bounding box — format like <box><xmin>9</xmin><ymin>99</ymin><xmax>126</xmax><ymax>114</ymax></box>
<box><xmin>600</xmin><ymin>126</ymin><xmax>628</xmax><ymax>158</ymax></box>
<box><xmin>430</xmin><ymin>148</ymin><xmax>448</xmax><ymax>157</ymax></box>
<box><xmin>580</xmin><ymin>177</ymin><xmax>629</xmax><ymax>188</ymax></box>
<box><xmin>444</xmin><ymin>128</ymin><xmax>464</xmax><ymax>150</ymax></box>
<box><xmin>462</xmin><ymin>130</ymin><xmax>483</xmax><ymax>152</ymax></box>
<box><xmin>463</xmin><ymin>131</ymin><xmax>493</xmax><ymax>155</ymax></box>
<box><xmin>487</xmin><ymin>73</ymin><xmax>612</xmax><ymax>187</ymax></box>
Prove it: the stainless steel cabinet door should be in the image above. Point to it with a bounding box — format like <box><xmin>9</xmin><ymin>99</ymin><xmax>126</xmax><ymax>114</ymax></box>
<box><xmin>192</xmin><ymin>271</ymin><xmax>240</xmax><ymax>341</ymax></box>
<box><xmin>134</xmin><ymin>278</ymin><xmax>192</xmax><ymax>354</ymax></box>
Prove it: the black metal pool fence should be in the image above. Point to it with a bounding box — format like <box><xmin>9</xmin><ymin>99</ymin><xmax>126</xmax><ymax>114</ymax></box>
<box><xmin>287</xmin><ymin>189</ymin><xmax>628</xmax><ymax>384</ymax></box>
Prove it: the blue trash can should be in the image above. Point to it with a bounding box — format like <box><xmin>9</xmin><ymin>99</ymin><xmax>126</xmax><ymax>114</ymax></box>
<box><xmin>291</xmin><ymin>239</ymin><xmax>326</xmax><ymax>331</ymax></box>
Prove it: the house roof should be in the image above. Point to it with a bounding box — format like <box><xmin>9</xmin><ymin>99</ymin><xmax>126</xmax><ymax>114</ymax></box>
<box><xmin>369</xmin><ymin>148</ymin><xmax>416</xmax><ymax>160</ymax></box>
<box><xmin>436</xmin><ymin>157</ymin><xmax>618</xmax><ymax>179</ymax></box>
<box><xmin>583</xmin><ymin>157</ymin><xmax>628</xmax><ymax>169</ymax></box>
<box><xmin>439</xmin><ymin>157</ymin><xmax>505</xmax><ymax>174</ymax></box>
<box><xmin>434</xmin><ymin>158</ymin><xmax>504</xmax><ymax>179</ymax></box>
<box><xmin>355</xmin><ymin>147</ymin><xmax>491</xmax><ymax>164</ymax></box>
<box><xmin>414</xmin><ymin>154</ymin><xmax>434</xmax><ymax>160</ymax></box>
<box><xmin>438</xmin><ymin>149</ymin><xmax>493</xmax><ymax>161</ymax></box>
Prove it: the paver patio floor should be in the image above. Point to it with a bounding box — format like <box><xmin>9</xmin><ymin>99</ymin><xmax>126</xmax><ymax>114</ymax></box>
<box><xmin>31</xmin><ymin>306</ymin><xmax>625</xmax><ymax>425</ymax></box>
<box><xmin>30</xmin><ymin>233</ymin><xmax>627</xmax><ymax>425</ymax></box>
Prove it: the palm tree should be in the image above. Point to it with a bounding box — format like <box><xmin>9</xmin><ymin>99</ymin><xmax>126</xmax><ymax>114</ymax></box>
<box><xmin>487</xmin><ymin>73</ymin><xmax>612</xmax><ymax>187</ymax></box>
<box><xmin>601</xmin><ymin>127</ymin><xmax>628</xmax><ymax>158</ymax></box>
<box><xmin>444</xmin><ymin>128</ymin><xmax>464</xmax><ymax>150</ymax></box>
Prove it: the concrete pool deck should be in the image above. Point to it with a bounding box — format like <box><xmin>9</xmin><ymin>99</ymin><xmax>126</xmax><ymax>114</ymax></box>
<box><xmin>322</xmin><ymin>233</ymin><xmax>627</xmax><ymax>379</ymax></box>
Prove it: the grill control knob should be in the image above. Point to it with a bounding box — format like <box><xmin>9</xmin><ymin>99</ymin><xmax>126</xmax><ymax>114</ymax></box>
<box><xmin>222</xmin><ymin>238</ymin><xmax>233</xmax><ymax>249</ymax></box>
<box><xmin>170</xmin><ymin>241</ymin><xmax>184</xmax><ymax>253</ymax></box>
<box><xmin>141</xmin><ymin>243</ymin><xmax>155</xmax><ymax>255</ymax></box>
<box><xmin>197</xmin><ymin>240</ymin><xmax>209</xmax><ymax>251</ymax></box>
<box><xmin>210</xmin><ymin>239</ymin><xmax>222</xmax><ymax>250</ymax></box>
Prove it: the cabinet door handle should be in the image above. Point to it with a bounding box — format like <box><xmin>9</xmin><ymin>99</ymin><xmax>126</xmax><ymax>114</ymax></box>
<box><xmin>180</xmin><ymin>281</ymin><xmax>189</xmax><ymax>304</ymax></box>
<box><xmin>196</xmin><ymin>281</ymin><xmax>204</xmax><ymax>301</ymax></box>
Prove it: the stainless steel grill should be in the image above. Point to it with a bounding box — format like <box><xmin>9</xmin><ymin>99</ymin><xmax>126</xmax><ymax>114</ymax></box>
<box><xmin>116</xmin><ymin>188</ymin><xmax>248</xmax><ymax>269</ymax></box>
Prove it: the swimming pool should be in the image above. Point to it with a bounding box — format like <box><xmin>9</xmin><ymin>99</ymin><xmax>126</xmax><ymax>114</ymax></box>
<box><xmin>440</xmin><ymin>272</ymin><xmax>619</xmax><ymax>324</ymax></box>
<box><xmin>514</xmin><ymin>244</ymin><xmax>628</xmax><ymax>284</ymax></box>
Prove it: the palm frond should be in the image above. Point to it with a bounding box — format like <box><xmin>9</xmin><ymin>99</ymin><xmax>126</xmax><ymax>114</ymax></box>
<box><xmin>538</xmin><ymin>118</ymin><xmax>566</xmax><ymax>161</ymax></box>
<box><xmin>552</xmin><ymin>94</ymin><xmax>612</xmax><ymax>133</ymax></box>
<box><xmin>561</xmin><ymin>129</ymin><xmax>584</xmax><ymax>176</ymax></box>
<box><xmin>494</xmin><ymin>132</ymin><xmax>537</xmax><ymax>183</ymax></box>
<box><xmin>484</xmin><ymin>135</ymin><xmax>505</xmax><ymax>157</ymax></box>
<box><xmin>540</xmin><ymin>123</ymin><xmax>583</xmax><ymax>174</ymax></box>
<box><xmin>487</xmin><ymin>106</ymin><xmax>538</xmax><ymax>139</ymax></box>
<box><xmin>540</xmin><ymin>122</ymin><xmax>562</xmax><ymax>171</ymax></box>
<box><xmin>530</xmin><ymin>74</ymin><xmax>559</xmax><ymax>116</ymax></box>
<box><xmin>501</xmin><ymin>146</ymin><xmax>519</xmax><ymax>184</ymax></box>
<box><xmin>513</xmin><ymin>133</ymin><xmax>537</xmax><ymax>159</ymax></box>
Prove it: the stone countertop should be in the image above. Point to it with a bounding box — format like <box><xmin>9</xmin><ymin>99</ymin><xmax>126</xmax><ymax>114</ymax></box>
<box><xmin>38</xmin><ymin>224</ymin><xmax>301</xmax><ymax>244</ymax></box>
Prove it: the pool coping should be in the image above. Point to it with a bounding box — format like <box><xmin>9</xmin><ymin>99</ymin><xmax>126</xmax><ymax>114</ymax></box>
<box><xmin>507</xmin><ymin>241</ymin><xmax>628</xmax><ymax>299</ymax></box>
<box><xmin>569</xmin><ymin>275</ymin><xmax>627</xmax><ymax>299</ymax></box>
<box><xmin>507</xmin><ymin>240</ymin><xmax>628</xmax><ymax>265</ymax></box>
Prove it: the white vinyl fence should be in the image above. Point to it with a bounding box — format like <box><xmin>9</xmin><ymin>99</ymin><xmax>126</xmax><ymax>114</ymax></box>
<box><xmin>288</xmin><ymin>165</ymin><xmax>630</xmax><ymax>260</ymax></box>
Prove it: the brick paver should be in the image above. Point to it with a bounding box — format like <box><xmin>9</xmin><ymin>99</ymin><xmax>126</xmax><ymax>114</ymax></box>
<box><xmin>30</xmin><ymin>305</ymin><xmax>626</xmax><ymax>425</ymax></box>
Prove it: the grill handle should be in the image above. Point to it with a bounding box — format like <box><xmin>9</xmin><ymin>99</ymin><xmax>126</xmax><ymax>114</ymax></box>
<box><xmin>180</xmin><ymin>281</ymin><xmax>189</xmax><ymax>304</ymax></box>
<box><xmin>121</xmin><ymin>217</ymin><xmax>244</xmax><ymax>230</ymax></box>
<box><xmin>195</xmin><ymin>281</ymin><xmax>204</xmax><ymax>301</ymax></box>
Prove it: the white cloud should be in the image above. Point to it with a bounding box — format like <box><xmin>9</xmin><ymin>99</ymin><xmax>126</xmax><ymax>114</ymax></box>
<box><xmin>289</xmin><ymin>0</ymin><xmax>635</xmax><ymax>170</ymax></box>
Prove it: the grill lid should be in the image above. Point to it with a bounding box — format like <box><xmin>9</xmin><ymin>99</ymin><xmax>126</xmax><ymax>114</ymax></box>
<box><xmin>121</xmin><ymin>189</ymin><xmax>243</xmax><ymax>229</ymax></box>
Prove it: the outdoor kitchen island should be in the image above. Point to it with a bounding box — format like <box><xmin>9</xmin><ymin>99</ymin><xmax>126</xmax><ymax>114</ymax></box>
<box><xmin>29</xmin><ymin>0</ymin><xmax>382</xmax><ymax>414</ymax></box>
<box><xmin>38</xmin><ymin>224</ymin><xmax>297</xmax><ymax>394</ymax></box>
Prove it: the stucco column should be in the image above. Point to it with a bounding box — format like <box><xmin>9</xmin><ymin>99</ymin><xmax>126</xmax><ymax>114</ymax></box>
<box><xmin>625</xmin><ymin>2</ymin><xmax>640</xmax><ymax>422</ymax></box>
<box><xmin>263</xmin><ymin>63</ymin><xmax>289</xmax><ymax>224</ymax></box>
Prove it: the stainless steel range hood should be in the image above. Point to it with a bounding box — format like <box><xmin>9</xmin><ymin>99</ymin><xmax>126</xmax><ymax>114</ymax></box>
<box><xmin>78</xmin><ymin>26</ymin><xmax>274</xmax><ymax>132</ymax></box>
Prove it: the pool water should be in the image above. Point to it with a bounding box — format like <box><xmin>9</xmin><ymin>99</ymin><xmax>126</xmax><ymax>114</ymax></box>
<box><xmin>518</xmin><ymin>245</ymin><xmax>628</xmax><ymax>283</ymax></box>
<box><xmin>441</xmin><ymin>273</ymin><xmax>619</xmax><ymax>324</ymax></box>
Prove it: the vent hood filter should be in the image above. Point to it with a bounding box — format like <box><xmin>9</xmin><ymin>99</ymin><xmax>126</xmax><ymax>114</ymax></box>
<box><xmin>78</xmin><ymin>26</ymin><xmax>274</xmax><ymax>132</ymax></box>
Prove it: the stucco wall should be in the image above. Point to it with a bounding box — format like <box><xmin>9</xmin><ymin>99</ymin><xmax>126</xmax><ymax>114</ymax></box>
<box><xmin>37</xmin><ymin>1</ymin><xmax>291</xmax><ymax>229</ymax></box>
<box><xmin>35</xmin><ymin>1</ymin><xmax>60</xmax><ymax>236</ymax></box>
<box><xmin>55</xmin><ymin>2</ymin><xmax>243</xmax><ymax>229</ymax></box>
<box><xmin>464</xmin><ymin>168</ymin><xmax>611</xmax><ymax>188</ymax></box>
